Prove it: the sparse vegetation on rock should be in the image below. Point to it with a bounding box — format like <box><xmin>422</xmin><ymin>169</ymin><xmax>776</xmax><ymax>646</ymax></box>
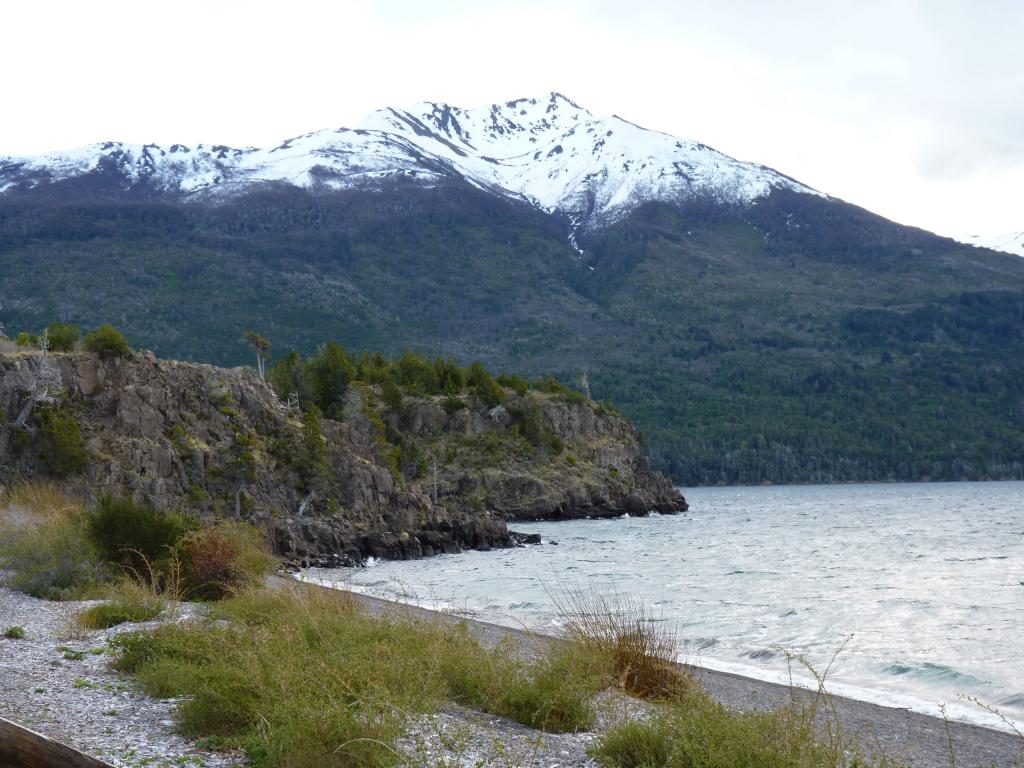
<box><xmin>0</xmin><ymin>343</ymin><xmax>684</xmax><ymax>567</ymax></box>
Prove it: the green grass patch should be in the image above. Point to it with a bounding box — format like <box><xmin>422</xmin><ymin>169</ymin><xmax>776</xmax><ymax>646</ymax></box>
<box><xmin>110</xmin><ymin>583</ymin><xmax>608</xmax><ymax>766</ymax></box>
<box><xmin>590</xmin><ymin>690</ymin><xmax>850</xmax><ymax>768</ymax></box>
<box><xmin>3</xmin><ymin>626</ymin><xmax>25</xmax><ymax>639</ymax></box>
<box><xmin>78</xmin><ymin>582</ymin><xmax>165</xmax><ymax>629</ymax></box>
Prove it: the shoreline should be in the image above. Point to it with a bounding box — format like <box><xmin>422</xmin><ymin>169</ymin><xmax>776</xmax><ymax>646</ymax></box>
<box><xmin>302</xmin><ymin>571</ymin><xmax>1024</xmax><ymax>736</ymax></box>
<box><xmin>296</xmin><ymin>576</ymin><xmax>1023</xmax><ymax>768</ymax></box>
<box><xmin>2</xmin><ymin>574</ymin><xmax>1020</xmax><ymax>768</ymax></box>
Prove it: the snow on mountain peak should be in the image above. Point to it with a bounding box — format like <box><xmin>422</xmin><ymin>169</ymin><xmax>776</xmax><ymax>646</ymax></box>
<box><xmin>0</xmin><ymin>94</ymin><xmax>822</xmax><ymax>231</ymax></box>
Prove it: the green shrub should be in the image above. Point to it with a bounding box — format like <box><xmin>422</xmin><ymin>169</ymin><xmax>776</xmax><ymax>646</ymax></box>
<box><xmin>442</xmin><ymin>395</ymin><xmax>466</xmax><ymax>414</ymax></box>
<box><xmin>305</xmin><ymin>341</ymin><xmax>355</xmax><ymax>419</ymax></box>
<box><xmin>297</xmin><ymin>410</ymin><xmax>328</xmax><ymax>491</ymax></box>
<box><xmin>83</xmin><ymin>324</ymin><xmax>131</xmax><ymax>358</ymax></box>
<box><xmin>16</xmin><ymin>331</ymin><xmax>38</xmax><ymax>347</ymax></box>
<box><xmin>3</xmin><ymin>626</ymin><xmax>25</xmax><ymax>639</ymax></box>
<box><xmin>35</xmin><ymin>406</ymin><xmax>89</xmax><ymax>476</ymax></box>
<box><xmin>473</xmin><ymin>378</ymin><xmax>505</xmax><ymax>409</ymax></box>
<box><xmin>470</xmin><ymin>365</ymin><xmax>505</xmax><ymax>408</ymax></box>
<box><xmin>533</xmin><ymin>375</ymin><xmax>568</xmax><ymax>394</ymax></box>
<box><xmin>509</xmin><ymin>400</ymin><xmax>547</xmax><ymax>446</ymax></box>
<box><xmin>87</xmin><ymin>495</ymin><xmax>196</xmax><ymax>576</ymax></box>
<box><xmin>497</xmin><ymin>373</ymin><xmax>530</xmax><ymax>396</ymax></box>
<box><xmin>177</xmin><ymin>521</ymin><xmax>275</xmax><ymax>601</ymax></box>
<box><xmin>381</xmin><ymin>377</ymin><xmax>403</xmax><ymax>411</ymax></box>
<box><xmin>46</xmin><ymin>322</ymin><xmax>80</xmax><ymax>352</ymax></box>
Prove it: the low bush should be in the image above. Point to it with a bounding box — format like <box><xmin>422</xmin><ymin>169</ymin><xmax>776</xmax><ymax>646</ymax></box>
<box><xmin>34</xmin><ymin>406</ymin><xmax>90</xmax><ymax>476</ymax></box>
<box><xmin>3</xmin><ymin>626</ymin><xmax>25</xmax><ymax>639</ymax></box>
<box><xmin>2</xmin><ymin>484</ymin><xmax>273</xmax><ymax>607</ymax></box>
<box><xmin>46</xmin><ymin>322</ymin><xmax>80</xmax><ymax>352</ymax></box>
<box><xmin>0</xmin><ymin>485</ymin><xmax>109</xmax><ymax>599</ymax></box>
<box><xmin>177</xmin><ymin>520</ymin><xmax>275</xmax><ymax>600</ymax></box>
<box><xmin>87</xmin><ymin>495</ymin><xmax>196</xmax><ymax>576</ymax></box>
<box><xmin>442</xmin><ymin>395</ymin><xmax>466</xmax><ymax>414</ymax></box>
<box><xmin>83</xmin><ymin>324</ymin><xmax>131</xmax><ymax>358</ymax></box>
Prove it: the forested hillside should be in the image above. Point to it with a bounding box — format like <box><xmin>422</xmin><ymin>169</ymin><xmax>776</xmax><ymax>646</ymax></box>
<box><xmin>2</xmin><ymin>182</ymin><xmax>1022</xmax><ymax>484</ymax></box>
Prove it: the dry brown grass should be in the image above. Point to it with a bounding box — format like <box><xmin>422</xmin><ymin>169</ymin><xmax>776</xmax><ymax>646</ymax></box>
<box><xmin>552</xmin><ymin>583</ymin><xmax>690</xmax><ymax>700</ymax></box>
<box><xmin>0</xmin><ymin>482</ymin><xmax>80</xmax><ymax>523</ymax></box>
<box><xmin>0</xmin><ymin>483</ymin><xmax>109</xmax><ymax>599</ymax></box>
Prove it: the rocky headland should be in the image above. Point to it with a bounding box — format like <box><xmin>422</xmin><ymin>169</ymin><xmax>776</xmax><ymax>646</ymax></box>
<box><xmin>0</xmin><ymin>350</ymin><xmax>686</xmax><ymax>566</ymax></box>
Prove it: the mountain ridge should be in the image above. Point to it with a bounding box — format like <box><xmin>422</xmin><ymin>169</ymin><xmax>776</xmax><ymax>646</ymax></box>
<box><xmin>0</xmin><ymin>92</ymin><xmax>821</xmax><ymax>233</ymax></box>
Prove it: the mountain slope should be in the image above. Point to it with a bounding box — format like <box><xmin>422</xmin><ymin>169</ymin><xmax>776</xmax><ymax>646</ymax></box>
<box><xmin>1</xmin><ymin>97</ymin><xmax>1023</xmax><ymax>484</ymax></box>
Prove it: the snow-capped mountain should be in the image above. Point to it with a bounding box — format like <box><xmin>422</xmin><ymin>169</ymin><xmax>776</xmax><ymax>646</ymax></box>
<box><xmin>0</xmin><ymin>93</ymin><xmax>820</xmax><ymax>231</ymax></box>
<box><xmin>959</xmin><ymin>231</ymin><xmax>1024</xmax><ymax>258</ymax></box>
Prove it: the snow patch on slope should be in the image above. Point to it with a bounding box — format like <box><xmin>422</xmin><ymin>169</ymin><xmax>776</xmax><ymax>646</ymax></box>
<box><xmin>0</xmin><ymin>93</ymin><xmax>822</xmax><ymax>231</ymax></box>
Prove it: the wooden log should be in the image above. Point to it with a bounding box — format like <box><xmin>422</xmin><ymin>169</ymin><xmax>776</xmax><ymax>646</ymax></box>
<box><xmin>0</xmin><ymin>716</ymin><xmax>115</xmax><ymax>768</ymax></box>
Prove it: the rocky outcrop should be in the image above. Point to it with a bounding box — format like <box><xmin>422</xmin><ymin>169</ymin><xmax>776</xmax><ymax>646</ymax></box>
<box><xmin>0</xmin><ymin>351</ymin><xmax>686</xmax><ymax>565</ymax></box>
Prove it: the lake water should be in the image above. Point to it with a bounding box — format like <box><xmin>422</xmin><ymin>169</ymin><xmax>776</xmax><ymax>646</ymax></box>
<box><xmin>304</xmin><ymin>481</ymin><xmax>1024</xmax><ymax>731</ymax></box>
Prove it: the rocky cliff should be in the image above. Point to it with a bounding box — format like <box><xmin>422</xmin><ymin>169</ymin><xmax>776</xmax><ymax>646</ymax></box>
<box><xmin>0</xmin><ymin>350</ymin><xmax>686</xmax><ymax>565</ymax></box>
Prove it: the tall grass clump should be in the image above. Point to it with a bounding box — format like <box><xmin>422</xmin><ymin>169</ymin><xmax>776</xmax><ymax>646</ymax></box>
<box><xmin>110</xmin><ymin>583</ymin><xmax>608</xmax><ymax>766</ymax></box>
<box><xmin>554</xmin><ymin>585</ymin><xmax>690</xmax><ymax>700</ymax></box>
<box><xmin>0</xmin><ymin>484</ymin><xmax>109</xmax><ymax>599</ymax></box>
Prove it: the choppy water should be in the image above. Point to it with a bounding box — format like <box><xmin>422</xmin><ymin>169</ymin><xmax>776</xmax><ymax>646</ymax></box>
<box><xmin>305</xmin><ymin>481</ymin><xmax>1024</xmax><ymax>731</ymax></box>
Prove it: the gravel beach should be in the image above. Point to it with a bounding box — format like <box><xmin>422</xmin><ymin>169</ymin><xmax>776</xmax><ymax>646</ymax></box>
<box><xmin>0</xmin><ymin>586</ymin><xmax>244</xmax><ymax>768</ymax></box>
<box><xmin>1</xmin><ymin>581</ymin><xmax>1021</xmax><ymax>768</ymax></box>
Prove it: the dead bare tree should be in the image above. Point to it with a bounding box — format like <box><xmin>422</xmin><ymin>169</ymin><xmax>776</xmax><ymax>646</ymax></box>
<box><xmin>11</xmin><ymin>330</ymin><xmax>65</xmax><ymax>431</ymax></box>
<box><xmin>577</xmin><ymin>369</ymin><xmax>592</xmax><ymax>400</ymax></box>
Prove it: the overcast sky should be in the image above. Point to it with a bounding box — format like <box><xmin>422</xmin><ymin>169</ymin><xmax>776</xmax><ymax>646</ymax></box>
<box><xmin>3</xmin><ymin>0</ymin><xmax>1020</xmax><ymax>240</ymax></box>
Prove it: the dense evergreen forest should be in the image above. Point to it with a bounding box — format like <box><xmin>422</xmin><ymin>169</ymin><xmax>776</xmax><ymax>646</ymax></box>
<box><xmin>2</xmin><ymin>181</ymin><xmax>1023</xmax><ymax>484</ymax></box>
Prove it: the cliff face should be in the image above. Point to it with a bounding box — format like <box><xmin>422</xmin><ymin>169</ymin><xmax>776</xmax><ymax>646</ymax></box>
<box><xmin>0</xmin><ymin>351</ymin><xmax>686</xmax><ymax>565</ymax></box>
